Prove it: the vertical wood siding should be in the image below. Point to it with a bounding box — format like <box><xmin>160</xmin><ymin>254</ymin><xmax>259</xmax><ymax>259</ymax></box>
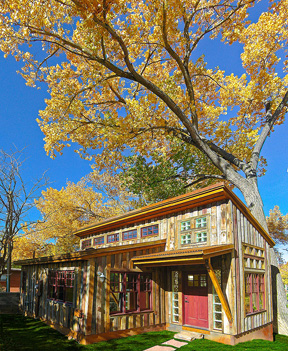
<box><xmin>21</xmin><ymin>261</ymin><xmax>87</xmax><ymax>332</ymax></box>
<box><xmin>233</xmin><ymin>203</ymin><xmax>273</xmax><ymax>333</ymax></box>
<box><xmin>91</xmin><ymin>245</ymin><xmax>166</xmax><ymax>333</ymax></box>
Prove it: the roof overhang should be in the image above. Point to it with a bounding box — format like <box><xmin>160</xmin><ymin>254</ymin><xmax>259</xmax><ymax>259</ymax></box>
<box><xmin>131</xmin><ymin>244</ymin><xmax>234</xmax><ymax>267</ymax></box>
<box><xmin>14</xmin><ymin>240</ymin><xmax>166</xmax><ymax>266</ymax></box>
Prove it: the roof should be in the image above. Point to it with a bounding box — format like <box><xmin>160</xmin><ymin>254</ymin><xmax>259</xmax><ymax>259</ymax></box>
<box><xmin>74</xmin><ymin>182</ymin><xmax>275</xmax><ymax>247</ymax></box>
<box><xmin>131</xmin><ymin>244</ymin><xmax>234</xmax><ymax>267</ymax></box>
<box><xmin>14</xmin><ymin>240</ymin><xmax>166</xmax><ymax>266</ymax></box>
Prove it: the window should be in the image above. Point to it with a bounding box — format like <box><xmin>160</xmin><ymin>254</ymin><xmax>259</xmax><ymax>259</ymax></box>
<box><xmin>48</xmin><ymin>270</ymin><xmax>75</xmax><ymax>303</ymax></box>
<box><xmin>243</xmin><ymin>244</ymin><xmax>265</xmax><ymax>270</ymax></box>
<box><xmin>180</xmin><ymin>216</ymin><xmax>209</xmax><ymax>246</ymax></box>
<box><xmin>187</xmin><ymin>273</ymin><xmax>207</xmax><ymax>287</ymax></box>
<box><xmin>109</xmin><ymin>272</ymin><xmax>152</xmax><ymax>314</ymax></box>
<box><xmin>181</xmin><ymin>221</ymin><xmax>191</xmax><ymax>231</ymax></box>
<box><xmin>181</xmin><ymin>233</ymin><xmax>192</xmax><ymax>245</ymax></box>
<box><xmin>212</xmin><ymin>269</ymin><xmax>222</xmax><ymax>330</ymax></box>
<box><xmin>94</xmin><ymin>236</ymin><xmax>104</xmax><ymax>246</ymax></box>
<box><xmin>172</xmin><ymin>271</ymin><xmax>180</xmax><ymax>323</ymax></box>
<box><xmin>107</xmin><ymin>233</ymin><xmax>119</xmax><ymax>243</ymax></box>
<box><xmin>141</xmin><ymin>225</ymin><xmax>158</xmax><ymax>238</ymax></box>
<box><xmin>195</xmin><ymin>217</ymin><xmax>207</xmax><ymax>228</ymax></box>
<box><xmin>245</xmin><ymin>273</ymin><xmax>265</xmax><ymax>314</ymax></box>
<box><xmin>123</xmin><ymin>229</ymin><xmax>137</xmax><ymax>241</ymax></box>
<box><xmin>81</xmin><ymin>239</ymin><xmax>91</xmax><ymax>250</ymax></box>
<box><xmin>196</xmin><ymin>232</ymin><xmax>207</xmax><ymax>243</ymax></box>
<box><xmin>140</xmin><ymin>274</ymin><xmax>152</xmax><ymax>311</ymax></box>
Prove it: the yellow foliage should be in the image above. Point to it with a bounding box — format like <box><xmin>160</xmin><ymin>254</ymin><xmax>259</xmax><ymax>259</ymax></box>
<box><xmin>0</xmin><ymin>1</ymin><xmax>287</xmax><ymax>217</ymax></box>
<box><xmin>13</xmin><ymin>170</ymin><xmax>136</xmax><ymax>259</ymax></box>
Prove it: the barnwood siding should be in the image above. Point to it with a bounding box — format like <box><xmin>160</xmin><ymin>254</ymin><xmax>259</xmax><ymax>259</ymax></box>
<box><xmin>79</xmin><ymin>200</ymin><xmax>232</xmax><ymax>252</ymax></box>
<box><xmin>232</xmin><ymin>203</ymin><xmax>272</xmax><ymax>334</ymax></box>
<box><xmin>89</xmin><ymin>245</ymin><xmax>166</xmax><ymax>334</ymax></box>
<box><xmin>21</xmin><ymin>261</ymin><xmax>87</xmax><ymax>332</ymax></box>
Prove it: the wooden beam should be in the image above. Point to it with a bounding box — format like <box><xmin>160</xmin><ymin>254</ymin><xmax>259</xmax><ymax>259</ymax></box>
<box><xmin>135</xmin><ymin>257</ymin><xmax>204</xmax><ymax>265</ymax></box>
<box><xmin>85</xmin><ymin>259</ymin><xmax>95</xmax><ymax>334</ymax></box>
<box><xmin>206</xmin><ymin>258</ymin><xmax>232</xmax><ymax>323</ymax></box>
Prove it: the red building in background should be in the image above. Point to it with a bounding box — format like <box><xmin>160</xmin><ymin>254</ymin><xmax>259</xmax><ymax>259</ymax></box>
<box><xmin>0</xmin><ymin>268</ymin><xmax>21</xmax><ymax>292</ymax></box>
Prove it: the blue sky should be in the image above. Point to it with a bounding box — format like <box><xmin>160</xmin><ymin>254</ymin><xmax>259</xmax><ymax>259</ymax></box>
<box><xmin>0</xmin><ymin>1</ymin><xmax>287</xmax><ymax>256</ymax></box>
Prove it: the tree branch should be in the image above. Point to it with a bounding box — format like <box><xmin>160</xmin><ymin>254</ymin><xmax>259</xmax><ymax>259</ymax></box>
<box><xmin>184</xmin><ymin>174</ymin><xmax>226</xmax><ymax>188</ymax></box>
<box><xmin>162</xmin><ymin>2</ymin><xmax>198</xmax><ymax>128</ymax></box>
<box><xmin>250</xmin><ymin>90</ymin><xmax>288</xmax><ymax>170</ymax></box>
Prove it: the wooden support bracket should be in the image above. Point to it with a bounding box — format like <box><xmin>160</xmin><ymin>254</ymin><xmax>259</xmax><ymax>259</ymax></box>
<box><xmin>206</xmin><ymin>258</ymin><xmax>232</xmax><ymax>323</ymax></box>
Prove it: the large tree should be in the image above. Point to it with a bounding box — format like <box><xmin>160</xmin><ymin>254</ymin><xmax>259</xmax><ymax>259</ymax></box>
<box><xmin>0</xmin><ymin>0</ymin><xmax>287</xmax><ymax>332</ymax></box>
<box><xmin>0</xmin><ymin>149</ymin><xmax>47</xmax><ymax>290</ymax></box>
<box><xmin>13</xmin><ymin>169</ymin><xmax>136</xmax><ymax>259</ymax></box>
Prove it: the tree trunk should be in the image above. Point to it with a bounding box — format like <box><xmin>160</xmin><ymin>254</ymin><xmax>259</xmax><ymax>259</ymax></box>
<box><xmin>240</xmin><ymin>180</ymin><xmax>288</xmax><ymax>335</ymax></box>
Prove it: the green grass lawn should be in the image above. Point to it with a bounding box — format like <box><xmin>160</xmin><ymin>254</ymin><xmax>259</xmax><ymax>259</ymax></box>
<box><xmin>1</xmin><ymin>314</ymin><xmax>288</xmax><ymax>351</ymax></box>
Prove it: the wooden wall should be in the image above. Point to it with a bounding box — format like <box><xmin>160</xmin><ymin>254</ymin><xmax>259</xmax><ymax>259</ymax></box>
<box><xmin>232</xmin><ymin>202</ymin><xmax>273</xmax><ymax>334</ymax></box>
<box><xmin>21</xmin><ymin>260</ymin><xmax>88</xmax><ymax>334</ymax></box>
<box><xmin>20</xmin><ymin>244</ymin><xmax>166</xmax><ymax>338</ymax></box>
<box><xmin>80</xmin><ymin>200</ymin><xmax>233</xmax><ymax>252</ymax></box>
<box><xmin>90</xmin><ymin>245</ymin><xmax>166</xmax><ymax>335</ymax></box>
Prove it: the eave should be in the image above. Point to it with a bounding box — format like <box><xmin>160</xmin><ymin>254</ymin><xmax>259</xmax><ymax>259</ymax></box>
<box><xmin>14</xmin><ymin>239</ymin><xmax>166</xmax><ymax>266</ymax></box>
<box><xmin>131</xmin><ymin>244</ymin><xmax>234</xmax><ymax>267</ymax></box>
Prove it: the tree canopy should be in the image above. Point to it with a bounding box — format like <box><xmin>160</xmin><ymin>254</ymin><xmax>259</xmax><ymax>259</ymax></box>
<box><xmin>0</xmin><ymin>0</ymin><xmax>287</xmax><ymax>228</ymax></box>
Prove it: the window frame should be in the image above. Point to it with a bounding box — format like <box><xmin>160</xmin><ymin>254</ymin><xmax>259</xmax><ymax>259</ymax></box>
<box><xmin>107</xmin><ymin>233</ymin><xmax>119</xmax><ymax>243</ymax></box>
<box><xmin>81</xmin><ymin>238</ymin><xmax>92</xmax><ymax>250</ymax></box>
<box><xmin>122</xmin><ymin>229</ymin><xmax>138</xmax><ymax>241</ymax></box>
<box><xmin>245</xmin><ymin>272</ymin><xmax>265</xmax><ymax>315</ymax></box>
<box><xmin>140</xmin><ymin>224</ymin><xmax>159</xmax><ymax>238</ymax></box>
<box><xmin>109</xmin><ymin>271</ymin><xmax>152</xmax><ymax>315</ymax></box>
<box><xmin>48</xmin><ymin>270</ymin><xmax>75</xmax><ymax>304</ymax></box>
<box><xmin>94</xmin><ymin>236</ymin><xmax>105</xmax><ymax>246</ymax></box>
<box><xmin>179</xmin><ymin>215</ymin><xmax>210</xmax><ymax>247</ymax></box>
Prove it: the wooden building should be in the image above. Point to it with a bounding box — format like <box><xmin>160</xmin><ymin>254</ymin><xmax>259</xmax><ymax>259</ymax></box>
<box><xmin>0</xmin><ymin>268</ymin><xmax>21</xmax><ymax>292</ymax></box>
<box><xmin>16</xmin><ymin>183</ymin><xmax>275</xmax><ymax>345</ymax></box>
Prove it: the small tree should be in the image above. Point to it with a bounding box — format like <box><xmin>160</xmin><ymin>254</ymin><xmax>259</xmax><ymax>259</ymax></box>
<box><xmin>0</xmin><ymin>149</ymin><xmax>47</xmax><ymax>291</ymax></box>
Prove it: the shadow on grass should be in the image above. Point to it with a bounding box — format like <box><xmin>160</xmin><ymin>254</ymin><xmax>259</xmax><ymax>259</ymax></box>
<box><xmin>0</xmin><ymin>314</ymin><xmax>82</xmax><ymax>351</ymax></box>
<box><xmin>1</xmin><ymin>315</ymin><xmax>288</xmax><ymax>351</ymax></box>
<box><xmin>0</xmin><ymin>315</ymin><xmax>174</xmax><ymax>351</ymax></box>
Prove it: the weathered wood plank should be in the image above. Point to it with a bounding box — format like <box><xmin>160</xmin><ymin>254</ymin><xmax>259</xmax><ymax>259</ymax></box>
<box><xmin>85</xmin><ymin>259</ymin><xmax>96</xmax><ymax>334</ymax></box>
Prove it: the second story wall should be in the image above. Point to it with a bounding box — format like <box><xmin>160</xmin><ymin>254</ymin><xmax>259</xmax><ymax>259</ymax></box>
<box><xmin>79</xmin><ymin>199</ymin><xmax>233</xmax><ymax>252</ymax></box>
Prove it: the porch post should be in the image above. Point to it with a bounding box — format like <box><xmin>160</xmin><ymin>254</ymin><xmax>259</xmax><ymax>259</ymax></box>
<box><xmin>85</xmin><ymin>259</ymin><xmax>96</xmax><ymax>335</ymax></box>
<box><xmin>205</xmin><ymin>258</ymin><xmax>232</xmax><ymax>323</ymax></box>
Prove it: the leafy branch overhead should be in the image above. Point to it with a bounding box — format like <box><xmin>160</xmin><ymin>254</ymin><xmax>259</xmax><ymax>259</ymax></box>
<box><xmin>0</xmin><ymin>0</ymin><xmax>287</xmax><ymax>225</ymax></box>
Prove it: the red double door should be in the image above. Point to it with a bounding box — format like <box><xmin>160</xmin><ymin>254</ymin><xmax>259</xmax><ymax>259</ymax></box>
<box><xmin>183</xmin><ymin>271</ymin><xmax>208</xmax><ymax>328</ymax></box>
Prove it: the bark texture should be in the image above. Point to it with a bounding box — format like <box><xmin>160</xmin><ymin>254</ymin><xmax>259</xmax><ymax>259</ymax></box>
<box><xmin>270</xmin><ymin>248</ymin><xmax>288</xmax><ymax>335</ymax></box>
